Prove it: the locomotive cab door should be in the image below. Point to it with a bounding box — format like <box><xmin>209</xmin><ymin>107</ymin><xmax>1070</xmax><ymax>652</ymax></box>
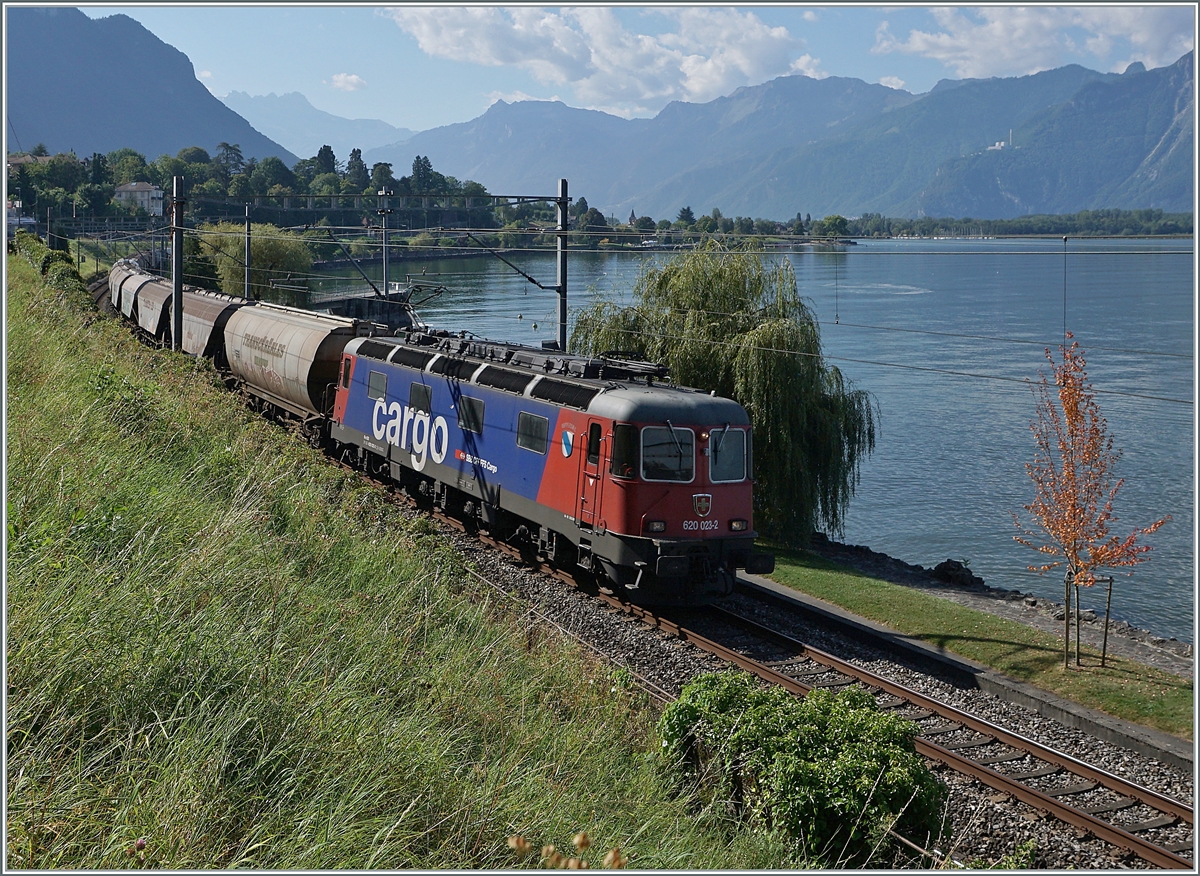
<box><xmin>579</xmin><ymin>420</ymin><xmax>604</xmax><ymax>529</ymax></box>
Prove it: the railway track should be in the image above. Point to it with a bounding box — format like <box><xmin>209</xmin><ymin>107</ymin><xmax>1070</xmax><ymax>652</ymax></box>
<box><xmin>97</xmin><ymin>277</ymin><xmax>1192</xmax><ymax>867</ymax></box>
<box><xmin>616</xmin><ymin>600</ymin><xmax>1194</xmax><ymax>869</ymax></box>
<box><xmin>320</xmin><ymin>445</ymin><xmax>1196</xmax><ymax>868</ymax></box>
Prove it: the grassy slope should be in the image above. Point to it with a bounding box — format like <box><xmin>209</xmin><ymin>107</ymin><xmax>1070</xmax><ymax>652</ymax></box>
<box><xmin>5</xmin><ymin>257</ymin><xmax>794</xmax><ymax>869</ymax></box>
<box><xmin>769</xmin><ymin>548</ymin><xmax>1193</xmax><ymax>740</ymax></box>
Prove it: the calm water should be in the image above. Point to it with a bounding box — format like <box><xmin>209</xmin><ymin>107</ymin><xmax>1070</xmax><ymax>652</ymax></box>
<box><xmin>312</xmin><ymin>239</ymin><xmax>1195</xmax><ymax>642</ymax></box>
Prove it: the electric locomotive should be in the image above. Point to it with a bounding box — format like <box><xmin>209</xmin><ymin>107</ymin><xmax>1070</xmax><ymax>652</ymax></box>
<box><xmin>106</xmin><ymin>261</ymin><xmax>774</xmax><ymax>604</ymax></box>
<box><xmin>330</xmin><ymin>330</ymin><xmax>774</xmax><ymax>603</ymax></box>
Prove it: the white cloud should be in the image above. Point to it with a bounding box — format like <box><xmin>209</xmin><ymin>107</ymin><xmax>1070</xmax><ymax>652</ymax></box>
<box><xmin>198</xmin><ymin>70</ymin><xmax>213</xmax><ymax>80</ymax></box>
<box><xmin>790</xmin><ymin>53</ymin><xmax>827</xmax><ymax>79</ymax></box>
<box><xmin>382</xmin><ymin>7</ymin><xmax>820</xmax><ymax>116</ymax></box>
<box><xmin>873</xmin><ymin>7</ymin><xmax>1194</xmax><ymax>79</ymax></box>
<box><xmin>330</xmin><ymin>73</ymin><xmax>367</xmax><ymax>92</ymax></box>
<box><xmin>879</xmin><ymin>75</ymin><xmax>906</xmax><ymax>90</ymax></box>
<box><xmin>486</xmin><ymin>89</ymin><xmax>564</xmax><ymax>106</ymax></box>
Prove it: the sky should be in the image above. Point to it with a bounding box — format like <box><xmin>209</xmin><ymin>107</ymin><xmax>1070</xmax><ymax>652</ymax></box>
<box><xmin>81</xmin><ymin>4</ymin><xmax>1197</xmax><ymax>132</ymax></box>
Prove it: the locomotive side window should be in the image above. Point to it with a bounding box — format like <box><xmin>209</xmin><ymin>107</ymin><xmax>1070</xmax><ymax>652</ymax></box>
<box><xmin>610</xmin><ymin>423</ymin><xmax>638</xmax><ymax>478</ymax></box>
<box><xmin>367</xmin><ymin>370</ymin><xmax>387</xmax><ymax>400</ymax></box>
<box><xmin>586</xmin><ymin>423</ymin><xmax>602</xmax><ymax>465</ymax></box>
<box><xmin>458</xmin><ymin>396</ymin><xmax>485</xmax><ymax>434</ymax></box>
<box><xmin>410</xmin><ymin>381</ymin><xmax>432</xmax><ymax>413</ymax></box>
<box><xmin>642</xmin><ymin>426</ymin><xmax>694</xmax><ymax>482</ymax></box>
<box><xmin>341</xmin><ymin>357</ymin><xmax>352</xmax><ymax>388</ymax></box>
<box><xmin>516</xmin><ymin>412</ymin><xmax>549</xmax><ymax>454</ymax></box>
<box><xmin>709</xmin><ymin>427</ymin><xmax>747</xmax><ymax>482</ymax></box>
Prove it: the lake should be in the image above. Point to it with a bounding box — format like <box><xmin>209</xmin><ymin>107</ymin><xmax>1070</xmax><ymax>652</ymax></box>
<box><xmin>311</xmin><ymin>239</ymin><xmax>1195</xmax><ymax>643</ymax></box>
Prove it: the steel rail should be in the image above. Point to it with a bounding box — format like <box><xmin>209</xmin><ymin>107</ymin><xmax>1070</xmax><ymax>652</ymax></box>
<box><xmin>650</xmin><ymin>602</ymin><xmax>1193</xmax><ymax>869</ymax></box>
<box><xmin>706</xmin><ymin>604</ymin><xmax>1194</xmax><ymax>825</ymax></box>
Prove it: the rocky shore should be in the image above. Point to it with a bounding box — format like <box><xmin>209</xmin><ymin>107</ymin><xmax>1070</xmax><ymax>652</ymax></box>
<box><xmin>806</xmin><ymin>534</ymin><xmax>1193</xmax><ymax>678</ymax></box>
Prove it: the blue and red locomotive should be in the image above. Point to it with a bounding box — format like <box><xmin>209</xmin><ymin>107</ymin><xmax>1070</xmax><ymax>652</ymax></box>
<box><xmin>107</xmin><ymin>261</ymin><xmax>773</xmax><ymax>603</ymax></box>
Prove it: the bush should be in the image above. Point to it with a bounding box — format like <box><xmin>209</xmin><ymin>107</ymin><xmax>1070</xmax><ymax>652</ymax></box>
<box><xmin>659</xmin><ymin>672</ymin><xmax>947</xmax><ymax>867</ymax></box>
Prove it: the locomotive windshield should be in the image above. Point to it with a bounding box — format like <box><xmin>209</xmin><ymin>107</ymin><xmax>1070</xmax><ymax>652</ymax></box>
<box><xmin>709</xmin><ymin>426</ymin><xmax>747</xmax><ymax>482</ymax></box>
<box><xmin>641</xmin><ymin>425</ymin><xmax>694</xmax><ymax>482</ymax></box>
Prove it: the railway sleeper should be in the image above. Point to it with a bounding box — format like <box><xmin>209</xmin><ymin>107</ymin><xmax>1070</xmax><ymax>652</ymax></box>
<box><xmin>1044</xmin><ymin>780</ymin><xmax>1097</xmax><ymax>797</ymax></box>
<box><xmin>1124</xmin><ymin>814</ymin><xmax>1179</xmax><ymax>833</ymax></box>
<box><xmin>1080</xmin><ymin>796</ymin><xmax>1136</xmax><ymax>815</ymax></box>
<box><xmin>940</xmin><ymin>735</ymin><xmax>996</xmax><ymax>751</ymax></box>
<box><xmin>1008</xmin><ymin>764</ymin><xmax>1063</xmax><ymax>780</ymax></box>
<box><xmin>971</xmin><ymin>751</ymin><xmax>1028</xmax><ymax>766</ymax></box>
<box><xmin>921</xmin><ymin>721</ymin><xmax>962</xmax><ymax>736</ymax></box>
<box><xmin>1162</xmin><ymin>839</ymin><xmax>1193</xmax><ymax>853</ymax></box>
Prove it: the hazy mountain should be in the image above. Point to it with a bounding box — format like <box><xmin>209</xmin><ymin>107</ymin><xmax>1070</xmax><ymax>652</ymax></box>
<box><xmin>365</xmin><ymin>74</ymin><xmax>917</xmax><ymax>208</ymax></box>
<box><xmin>221</xmin><ymin>91</ymin><xmax>416</xmax><ymax>162</ymax></box>
<box><xmin>675</xmin><ymin>61</ymin><xmax>1131</xmax><ymax>219</ymax></box>
<box><xmin>6</xmin><ymin>7</ymin><xmax>297</xmax><ymax>164</ymax></box>
<box><xmin>913</xmin><ymin>52</ymin><xmax>1194</xmax><ymax>216</ymax></box>
<box><xmin>366</xmin><ymin>56</ymin><xmax>1191</xmax><ymax>220</ymax></box>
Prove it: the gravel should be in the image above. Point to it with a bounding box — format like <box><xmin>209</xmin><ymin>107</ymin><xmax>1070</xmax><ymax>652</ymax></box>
<box><xmin>438</xmin><ymin>523</ymin><xmax>1194</xmax><ymax>869</ymax></box>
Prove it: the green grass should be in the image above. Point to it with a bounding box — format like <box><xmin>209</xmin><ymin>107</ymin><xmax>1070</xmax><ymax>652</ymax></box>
<box><xmin>5</xmin><ymin>256</ymin><xmax>802</xmax><ymax>869</ymax></box>
<box><xmin>768</xmin><ymin>547</ymin><xmax>1193</xmax><ymax>740</ymax></box>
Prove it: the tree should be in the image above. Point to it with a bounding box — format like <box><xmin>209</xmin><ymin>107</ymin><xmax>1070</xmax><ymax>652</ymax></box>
<box><xmin>215</xmin><ymin>142</ymin><xmax>245</xmax><ymax>179</ymax></box>
<box><xmin>250</xmin><ymin>156</ymin><xmax>295</xmax><ymax>194</ymax></box>
<box><xmin>196</xmin><ymin>221</ymin><xmax>313</xmax><ymax>299</ymax></box>
<box><xmin>370</xmin><ymin>162</ymin><xmax>396</xmax><ymax>191</ymax></box>
<box><xmin>675</xmin><ymin>205</ymin><xmax>696</xmax><ymax>227</ymax></box>
<box><xmin>573</xmin><ymin>208</ymin><xmax>610</xmax><ymax>248</ymax></box>
<box><xmin>410</xmin><ymin>155</ymin><xmax>433</xmax><ymax>191</ymax></box>
<box><xmin>572</xmin><ymin>196</ymin><xmax>590</xmax><ymax>219</ymax></box>
<box><xmin>315</xmin><ymin>144</ymin><xmax>337</xmax><ymax>176</ymax></box>
<box><xmin>570</xmin><ymin>242</ymin><xmax>876</xmax><ymax>541</ymax></box>
<box><xmin>310</xmin><ymin>172</ymin><xmax>341</xmax><ymax>196</ymax></box>
<box><xmin>1014</xmin><ymin>335</ymin><xmax>1169</xmax><ymax>666</ymax></box>
<box><xmin>694</xmin><ymin>215</ymin><xmax>717</xmax><ymax>234</ymax></box>
<box><xmin>633</xmin><ymin>215</ymin><xmax>656</xmax><ymax>231</ymax></box>
<box><xmin>344</xmin><ymin>148</ymin><xmax>369</xmax><ymax>192</ymax></box>
<box><xmin>87</xmin><ymin>152</ymin><xmax>109</xmax><ymax>186</ymax></box>
<box><xmin>818</xmin><ymin>214</ymin><xmax>848</xmax><ymax>237</ymax></box>
<box><xmin>176</xmin><ymin>146</ymin><xmax>211</xmax><ymax>165</ymax></box>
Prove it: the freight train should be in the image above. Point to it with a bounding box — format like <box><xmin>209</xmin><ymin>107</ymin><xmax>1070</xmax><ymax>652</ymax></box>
<box><xmin>107</xmin><ymin>261</ymin><xmax>774</xmax><ymax>603</ymax></box>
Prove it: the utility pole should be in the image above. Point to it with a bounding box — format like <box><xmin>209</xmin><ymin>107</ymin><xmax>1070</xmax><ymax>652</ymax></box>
<box><xmin>171</xmin><ymin>176</ymin><xmax>185</xmax><ymax>351</ymax></box>
<box><xmin>555</xmin><ymin>178</ymin><xmax>568</xmax><ymax>351</ymax></box>
<box><xmin>244</xmin><ymin>204</ymin><xmax>252</xmax><ymax>300</ymax></box>
<box><xmin>378</xmin><ymin>187</ymin><xmax>393</xmax><ymax>296</ymax></box>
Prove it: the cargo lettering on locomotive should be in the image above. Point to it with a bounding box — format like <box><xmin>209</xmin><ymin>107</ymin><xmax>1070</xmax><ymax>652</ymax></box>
<box><xmin>371</xmin><ymin>398</ymin><xmax>449</xmax><ymax>471</ymax></box>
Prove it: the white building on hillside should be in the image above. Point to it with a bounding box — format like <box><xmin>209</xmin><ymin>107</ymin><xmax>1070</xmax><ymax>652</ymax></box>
<box><xmin>114</xmin><ymin>181</ymin><xmax>164</xmax><ymax>216</ymax></box>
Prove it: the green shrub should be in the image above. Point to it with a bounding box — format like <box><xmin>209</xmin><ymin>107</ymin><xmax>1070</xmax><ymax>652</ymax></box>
<box><xmin>659</xmin><ymin>672</ymin><xmax>948</xmax><ymax>867</ymax></box>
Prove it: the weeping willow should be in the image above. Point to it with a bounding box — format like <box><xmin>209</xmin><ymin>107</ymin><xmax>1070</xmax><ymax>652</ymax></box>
<box><xmin>570</xmin><ymin>242</ymin><xmax>876</xmax><ymax>543</ymax></box>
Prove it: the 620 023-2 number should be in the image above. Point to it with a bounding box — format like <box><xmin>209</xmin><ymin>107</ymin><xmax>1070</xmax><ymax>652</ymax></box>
<box><xmin>682</xmin><ymin>519</ymin><xmax>720</xmax><ymax>531</ymax></box>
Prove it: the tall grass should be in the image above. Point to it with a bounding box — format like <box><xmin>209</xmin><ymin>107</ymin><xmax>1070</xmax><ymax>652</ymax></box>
<box><xmin>6</xmin><ymin>257</ymin><xmax>806</xmax><ymax>868</ymax></box>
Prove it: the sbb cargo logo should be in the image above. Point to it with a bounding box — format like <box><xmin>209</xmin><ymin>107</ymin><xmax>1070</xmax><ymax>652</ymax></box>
<box><xmin>455</xmin><ymin>448</ymin><xmax>498</xmax><ymax>475</ymax></box>
<box><xmin>372</xmin><ymin>399</ymin><xmax>448</xmax><ymax>471</ymax></box>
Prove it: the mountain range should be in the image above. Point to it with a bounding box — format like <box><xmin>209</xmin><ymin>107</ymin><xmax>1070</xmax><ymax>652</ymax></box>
<box><xmin>6</xmin><ymin>7</ymin><xmax>297</xmax><ymax>164</ymax></box>
<box><xmin>221</xmin><ymin>91</ymin><xmax>415</xmax><ymax>162</ymax></box>
<box><xmin>365</xmin><ymin>53</ymin><xmax>1192</xmax><ymax>219</ymax></box>
<box><xmin>5</xmin><ymin>6</ymin><xmax>1192</xmax><ymax>220</ymax></box>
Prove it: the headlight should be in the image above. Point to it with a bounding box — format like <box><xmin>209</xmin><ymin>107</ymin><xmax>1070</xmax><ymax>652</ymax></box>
<box><xmin>646</xmin><ymin>520</ymin><xmax>667</xmax><ymax>533</ymax></box>
<box><xmin>729</xmin><ymin>519</ymin><xmax>748</xmax><ymax>532</ymax></box>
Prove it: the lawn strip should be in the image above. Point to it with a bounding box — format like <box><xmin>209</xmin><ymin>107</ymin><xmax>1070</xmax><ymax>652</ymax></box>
<box><xmin>769</xmin><ymin>548</ymin><xmax>1192</xmax><ymax>740</ymax></box>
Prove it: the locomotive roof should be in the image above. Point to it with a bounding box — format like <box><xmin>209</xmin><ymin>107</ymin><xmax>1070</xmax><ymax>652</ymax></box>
<box><xmin>348</xmin><ymin>329</ymin><xmax>749</xmax><ymax>424</ymax></box>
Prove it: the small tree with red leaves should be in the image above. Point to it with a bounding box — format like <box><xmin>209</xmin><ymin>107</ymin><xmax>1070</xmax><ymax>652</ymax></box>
<box><xmin>1014</xmin><ymin>335</ymin><xmax>1169</xmax><ymax>667</ymax></box>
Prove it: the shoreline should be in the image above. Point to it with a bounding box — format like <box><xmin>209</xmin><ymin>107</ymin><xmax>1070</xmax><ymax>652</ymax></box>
<box><xmin>803</xmin><ymin>534</ymin><xmax>1193</xmax><ymax>678</ymax></box>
